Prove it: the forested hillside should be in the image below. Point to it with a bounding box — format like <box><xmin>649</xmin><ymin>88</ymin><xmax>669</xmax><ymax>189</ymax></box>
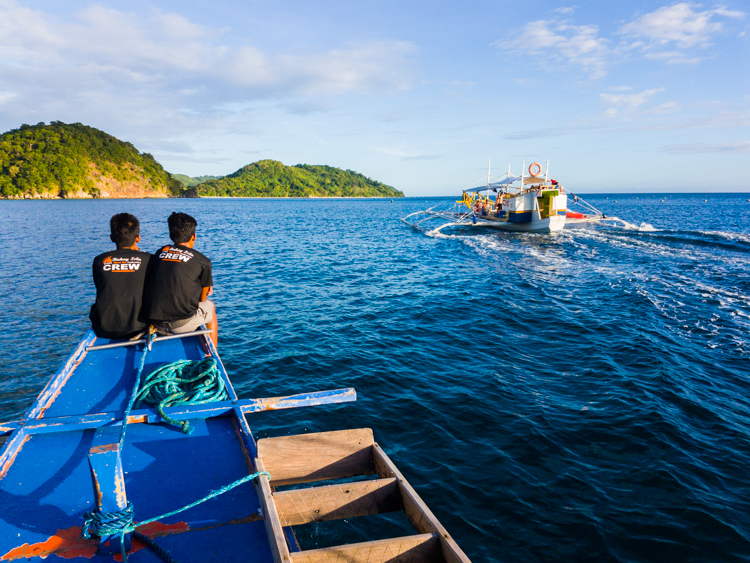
<box><xmin>196</xmin><ymin>160</ymin><xmax>403</xmax><ymax>198</ymax></box>
<box><xmin>0</xmin><ymin>122</ymin><xmax>186</xmax><ymax>198</ymax></box>
<box><xmin>173</xmin><ymin>174</ymin><xmax>220</xmax><ymax>188</ymax></box>
<box><xmin>0</xmin><ymin>123</ymin><xmax>402</xmax><ymax>199</ymax></box>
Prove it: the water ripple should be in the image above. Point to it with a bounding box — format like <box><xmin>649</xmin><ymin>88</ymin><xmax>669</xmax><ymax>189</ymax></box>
<box><xmin>1</xmin><ymin>194</ymin><xmax>750</xmax><ymax>561</ymax></box>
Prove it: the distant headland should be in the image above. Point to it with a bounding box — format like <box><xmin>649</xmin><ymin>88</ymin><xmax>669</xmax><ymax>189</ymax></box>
<box><xmin>0</xmin><ymin>122</ymin><xmax>404</xmax><ymax>199</ymax></box>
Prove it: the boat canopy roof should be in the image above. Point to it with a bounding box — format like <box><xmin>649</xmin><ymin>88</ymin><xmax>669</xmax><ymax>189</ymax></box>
<box><xmin>523</xmin><ymin>176</ymin><xmax>548</xmax><ymax>184</ymax></box>
<box><xmin>465</xmin><ymin>176</ymin><xmax>522</xmax><ymax>192</ymax></box>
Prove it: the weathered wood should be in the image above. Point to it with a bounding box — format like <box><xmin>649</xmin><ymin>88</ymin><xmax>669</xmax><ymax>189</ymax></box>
<box><xmin>373</xmin><ymin>444</ymin><xmax>471</xmax><ymax>563</ymax></box>
<box><xmin>0</xmin><ymin>389</ymin><xmax>357</xmax><ymax>437</ymax></box>
<box><xmin>24</xmin><ymin>331</ymin><xmax>96</xmax><ymax>420</ymax></box>
<box><xmin>241</xmin><ymin>388</ymin><xmax>357</xmax><ymax>415</ymax></box>
<box><xmin>274</xmin><ymin>477</ymin><xmax>401</xmax><ymax>526</ymax></box>
<box><xmin>85</xmin><ymin>329</ymin><xmax>212</xmax><ymax>351</ymax></box>
<box><xmin>0</xmin><ymin>430</ymin><xmax>30</xmax><ymax>480</ymax></box>
<box><xmin>258</xmin><ymin>429</ymin><xmax>375</xmax><ymax>486</ymax></box>
<box><xmin>290</xmin><ymin>533</ymin><xmax>439</xmax><ymax>563</ymax></box>
<box><xmin>87</xmin><ymin>428</ymin><xmax>130</xmax><ymax>555</ymax></box>
<box><xmin>255</xmin><ymin>456</ymin><xmax>293</xmax><ymax>563</ymax></box>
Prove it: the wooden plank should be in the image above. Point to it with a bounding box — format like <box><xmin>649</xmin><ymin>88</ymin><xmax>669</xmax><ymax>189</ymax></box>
<box><xmin>229</xmin><ymin>403</ymin><xmax>290</xmax><ymax>562</ymax></box>
<box><xmin>0</xmin><ymin>389</ymin><xmax>358</xmax><ymax>437</ymax></box>
<box><xmin>258</xmin><ymin>429</ymin><xmax>374</xmax><ymax>487</ymax></box>
<box><xmin>290</xmin><ymin>533</ymin><xmax>439</xmax><ymax>563</ymax></box>
<box><xmin>87</xmin><ymin>429</ymin><xmax>130</xmax><ymax>555</ymax></box>
<box><xmin>241</xmin><ymin>388</ymin><xmax>356</xmax><ymax>414</ymax></box>
<box><xmin>200</xmin><ymin>329</ymin><xmax>239</xmax><ymax>402</ymax></box>
<box><xmin>85</xmin><ymin>329</ymin><xmax>212</xmax><ymax>351</ymax></box>
<box><xmin>24</xmin><ymin>331</ymin><xmax>96</xmax><ymax>420</ymax></box>
<box><xmin>274</xmin><ymin>477</ymin><xmax>401</xmax><ymax>526</ymax></box>
<box><xmin>255</xmin><ymin>456</ymin><xmax>293</xmax><ymax>563</ymax></box>
<box><xmin>373</xmin><ymin>444</ymin><xmax>471</xmax><ymax>563</ymax></box>
<box><xmin>0</xmin><ymin>430</ymin><xmax>30</xmax><ymax>480</ymax></box>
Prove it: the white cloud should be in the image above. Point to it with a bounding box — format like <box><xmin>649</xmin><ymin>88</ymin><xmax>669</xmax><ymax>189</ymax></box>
<box><xmin>0</xmin><ymin>4</ymin><xmax>416</xmax><ymax>95</ymax></box>
<box><xmin>632</xmin><ymin>110</ymin><xmax>750</xmax><ymax>131</ymax></box>
<box><xmin>0</xmin><ymin>1</ymin><xmax>417</xmax><ymax>142</ymax></box>
<box><xmin>502</xmin><ymin>5</ymin><xmax>745</xmax><ymax>77</ymax></box>
<box><xmin>664</xmin><ymin>141</ymin><xmax>750</xmax><ymax>154</ymax></box>
<box><xmin>0</xmin><ymin>91</ymin><xmax>17</xmax><ymax>105</ymax></box>
<box><xmin>620</xmin><ymin>3</ymin><xmax>745</xmax><ymax>62</ymax></box>
<box><xmin>372</xmin><ymin>147</ymin><xmax>440</xmax><ymax>160</ymax></box>
<box><xmin>496</xmin><ymin>20</ymin><xmax>608</xmax><ymax>78</ymax></box>
<box><xmin>642</xmin><ymin>101</ymin><xmax>680</xmax><ymax>114</ymax></box>
<box><xmin>600</xmin><ymin>88</ymin><xmax>664</xmax><ymax>109</ymax></box>
<box><xmin>553</xmin><ymin>6</ymin><xmax>578</xmax><ymax>15</ymax></box>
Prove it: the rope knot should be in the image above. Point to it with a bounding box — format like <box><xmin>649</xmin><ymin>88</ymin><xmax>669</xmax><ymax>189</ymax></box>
<box><xmin>81</xmin><ymin>502</ymin><xmax>135</xmax><ymax>539</ymax></box>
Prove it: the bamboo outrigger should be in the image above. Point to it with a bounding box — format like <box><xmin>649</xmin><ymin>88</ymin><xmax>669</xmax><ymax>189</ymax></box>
<box><xmin>0</xmin><ymin>329</ymin><xmax>471</xmax><ymax>562</ymax></box>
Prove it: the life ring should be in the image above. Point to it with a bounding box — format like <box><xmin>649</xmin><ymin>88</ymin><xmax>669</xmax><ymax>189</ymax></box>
<box><xmin>529</xmin><ymin>162</ymin><xmax>542</xmax><ymax>177</ymax></box>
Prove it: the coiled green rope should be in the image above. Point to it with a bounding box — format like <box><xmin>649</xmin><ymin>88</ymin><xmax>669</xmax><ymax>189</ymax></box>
<box><xmin>134</xmin><ymin>357</ymin><xmax>228</xmax><ymax>434</ymax></box>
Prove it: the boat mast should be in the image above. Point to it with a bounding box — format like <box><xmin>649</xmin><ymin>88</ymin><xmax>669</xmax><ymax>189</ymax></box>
<box><xmin>506</xmin><ymin>164</ymin><xmax>511</xmax><ymax>196</ymax></box>
<box><xmin>545</xmin><ymin>160</ymin><xmax>549</xmax><ymax>183</ymax></box>
<box><xmin>487</xmin><ymin>157</ymin><xmax>491</xmax><ymax>200</ymax></box>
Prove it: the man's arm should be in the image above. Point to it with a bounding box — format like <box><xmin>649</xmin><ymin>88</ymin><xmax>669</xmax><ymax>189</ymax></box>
<box><xmin>200</xmin><ymin>286</ymin><xmax>213</xmax><ymax>302</ymax></box>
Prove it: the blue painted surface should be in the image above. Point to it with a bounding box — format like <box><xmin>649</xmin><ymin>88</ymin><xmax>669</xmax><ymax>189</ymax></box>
<box><xmin>42</xmin><ymin>334</ymin><xmax>217</xmax><ymax>418</ymax></box>
<box><xmin>0</xmin><ymin>389</ymin><xmax>356</xmax><ymax>438</ymax></box>
<box><xmin>0</xmin><ymin>417</ymin><xmax>270</xmax><ymax>561</ymax></box>
<box><xmin>87</xmin><ymin>427</ymin><xmax>131</xmax><ymax>554</ymax></box>
<box><xmin>0</xmin><ymin>333</ymin><xmax>275</xmax><ymax>562</ymax></box>
<box><xmin>509</xmin><ymin>210</ymin><xmax>532</xmax><ymax>223</ymax></box>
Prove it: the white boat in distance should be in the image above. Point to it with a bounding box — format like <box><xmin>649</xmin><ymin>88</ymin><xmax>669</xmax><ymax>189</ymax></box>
<box><xmin>402</xmin><ymin>160</ymin><xmax>630</xmax><ymax>235</ymax></box>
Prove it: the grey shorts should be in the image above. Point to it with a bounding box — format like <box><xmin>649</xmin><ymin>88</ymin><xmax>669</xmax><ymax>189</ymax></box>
<box><xmin>155</xmin><ymin>300</ymin><xmax>215</xmax><ymax>334</ymax></box>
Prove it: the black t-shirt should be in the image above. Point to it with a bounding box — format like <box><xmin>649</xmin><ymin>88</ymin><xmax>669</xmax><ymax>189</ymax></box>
<box><xmin>90</xmin><ymin>249</ymin><xmax>152</xmax><ymax>339</ymax></box>
<box><xmin>142</xmin><ymin>243</ymin><xmax>213</xmax><ymax>322</ymax></box>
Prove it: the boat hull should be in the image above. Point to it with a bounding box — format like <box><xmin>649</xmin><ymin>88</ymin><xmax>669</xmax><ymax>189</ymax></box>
<box><xmin>472</xmin><ymin>214</ymin><xmax>566</xmax><ymax>233</ymax></box>
<box><xmin>0</xmin><ymin>330</ymin><xmax>471</xmax><ymax>562</ymax></box>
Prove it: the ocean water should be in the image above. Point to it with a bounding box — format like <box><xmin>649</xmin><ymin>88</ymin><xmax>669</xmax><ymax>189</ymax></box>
<box><xmin>1</xmin><ymin>193</ymin><xmax>750</xmax><ymax>562</ymax></box>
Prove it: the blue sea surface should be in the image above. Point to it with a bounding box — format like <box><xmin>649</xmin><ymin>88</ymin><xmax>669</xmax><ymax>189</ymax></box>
<box><xmin>1</xmin><ymin>194</ymin><xmax>750</xmax><ymax>562</ymax></box>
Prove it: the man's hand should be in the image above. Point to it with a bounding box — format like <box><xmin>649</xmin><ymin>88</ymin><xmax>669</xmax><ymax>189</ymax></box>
<box><xmin>200</xmin><ymin>286</ymin><xmax>213</xmax><ymax>302</ymax></box>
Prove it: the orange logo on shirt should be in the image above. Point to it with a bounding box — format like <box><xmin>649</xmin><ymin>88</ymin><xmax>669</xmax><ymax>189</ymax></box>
<box><xmin>103</xmin><ymin>256</ymin><xmax>112</xmax><ymax>264</ymax></box>
<box><xmin>163</xmin><ymin>246</ymin><xmax>171</xmax><ymax>252</ymax></box>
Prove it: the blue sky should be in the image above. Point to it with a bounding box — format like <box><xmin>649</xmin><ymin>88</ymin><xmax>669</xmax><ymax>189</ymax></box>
<box><xmin>0</xmin><ymin>1</ymin><xmax>747</xmax><ymax>194</ymax></box>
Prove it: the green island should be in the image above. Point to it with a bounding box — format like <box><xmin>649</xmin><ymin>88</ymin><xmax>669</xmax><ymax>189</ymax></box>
<box><xmin>0</xmin><ymin>122</ymin><xmax>403</xmax><ymax>199</ymax></box>
<box><xmin>0</xmin><ymin>122</ymin><xmax>186</xmax><ymax>199</ymax></box>
<box><xmin>195</xmin><ymin>160</ymin><xmax>403</xmax><ymax>198</ymax></box>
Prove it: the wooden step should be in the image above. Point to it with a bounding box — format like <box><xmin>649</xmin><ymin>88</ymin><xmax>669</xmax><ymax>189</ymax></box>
<box><xmin>290</xmin><ymin>533</ymin><xmax>439</xmax><ymax>563</ymax></box>
<box><xmin>274</xmin><ymin>477</ymin><xmax>401</xmax><ymax>526</ymax></box>
<box><xmin>258</xmin><ymin>428</ymin><xmax>374</xmax><ymax>486</ymax></box>
<box><xmin>255</xmin><ymin>428</ymin><xmax>472</xmax><ymax>563</ymax></box>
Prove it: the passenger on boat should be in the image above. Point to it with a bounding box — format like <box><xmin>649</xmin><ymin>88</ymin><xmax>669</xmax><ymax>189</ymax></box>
<box><xmin>142</xmin><ymin>212</ymin><xmax>218</xmax><ymax>347</ymax></box>
<box><xmin>89</xmin><ymin>213</ymin><xmax>152</xmax><ymax>340</ymax></box>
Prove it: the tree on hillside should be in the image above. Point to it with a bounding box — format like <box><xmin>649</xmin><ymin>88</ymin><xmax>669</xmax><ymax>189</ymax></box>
<box><xmin>0</xmin><ymin>122</ymin><xmax>186</xmax><ymax>198</ymax></box>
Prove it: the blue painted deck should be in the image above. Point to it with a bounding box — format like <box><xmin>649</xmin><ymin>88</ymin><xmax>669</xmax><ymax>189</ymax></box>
<box><xmin>0</xmin><ymin>331</ymin><xmax>286</xmax><ymax>562</ymax></box>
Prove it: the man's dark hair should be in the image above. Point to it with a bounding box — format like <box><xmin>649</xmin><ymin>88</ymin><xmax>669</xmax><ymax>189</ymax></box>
<box><xmin>168</xmin><ymin>212</ymin><xmax>197</xmax><ymax>244</ymax></box>
<box><xmin>110</xmin><ymin>213</ymin><xmax>140</xmax><ymax>247</ymax></box>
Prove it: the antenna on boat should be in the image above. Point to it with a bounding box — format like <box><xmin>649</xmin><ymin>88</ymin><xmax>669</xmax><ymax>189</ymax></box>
<box><xmin>521</xmin><ymin>160</ymin><xmax>525</xmax><ymax>189</ymax></box>
<box><xmin>545</xmin><ymin>160</ymin><xmax>549</xmax><ymax>183</ymax></box>
<box><xmin>487</xmin><ymin>157</ymin><xmax>491</xmax><ymax>191</ymax></box>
